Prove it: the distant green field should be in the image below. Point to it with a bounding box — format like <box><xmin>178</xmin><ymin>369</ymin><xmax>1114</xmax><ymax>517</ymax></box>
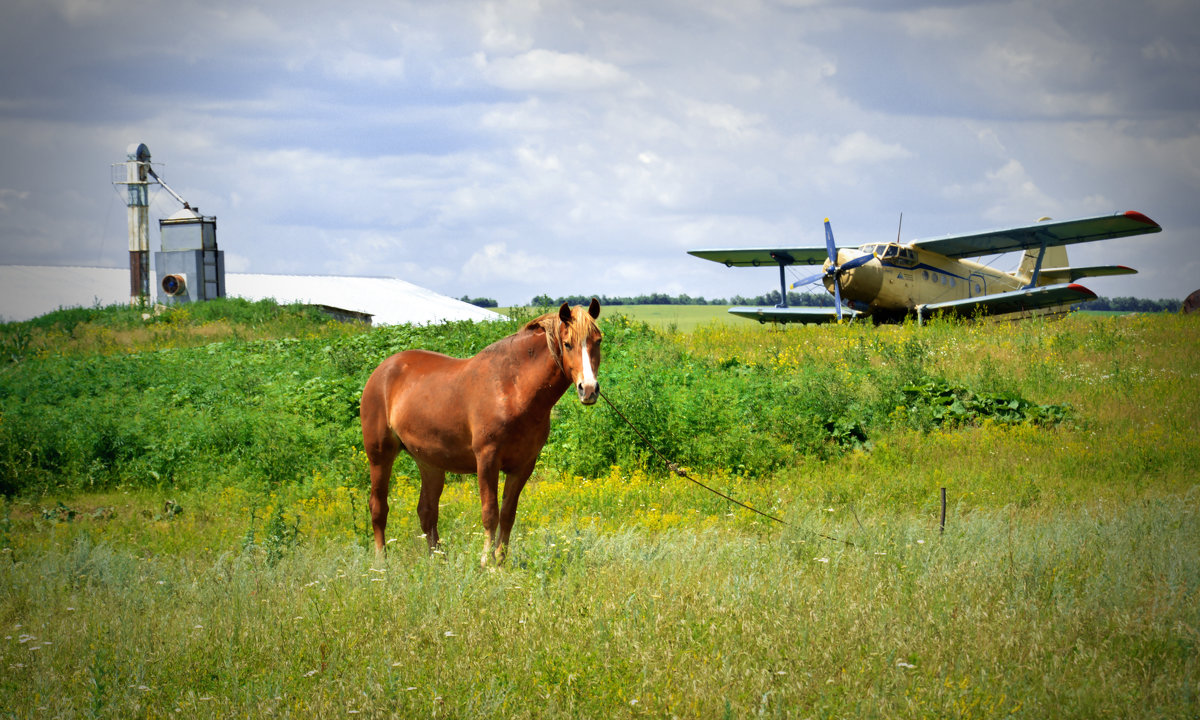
<box><xmin>501</xmin><ymin>305</ymin><xmax>1166</xmax><ymax>330</ymax></box>
<box><xmin>599</xmin><ymin>304</ymin><xmax>740</xmax><ymax>331</ymax></box>
<box><xmin>503</xmin><ymin>304</ymin><xmax>740</xmax><ymax>331</ymax></box>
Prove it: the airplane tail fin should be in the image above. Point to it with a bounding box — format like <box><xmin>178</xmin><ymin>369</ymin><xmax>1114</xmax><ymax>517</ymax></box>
<box><xmin>1016</xmin><ymin>246</ymin><xmax>1068</xmax><ymax>286</ymax></box>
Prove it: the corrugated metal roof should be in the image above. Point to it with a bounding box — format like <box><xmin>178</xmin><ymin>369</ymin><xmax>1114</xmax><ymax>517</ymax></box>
<box><xmin>0</xmin><ymin>266</ymin><xmax>503</xmax><ymax>325</ymax></box>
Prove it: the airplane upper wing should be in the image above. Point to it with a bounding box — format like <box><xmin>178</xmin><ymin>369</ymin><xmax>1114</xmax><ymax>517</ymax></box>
<box><xmin>1036</xmin><ymin>265</ymin><xmax>1136</xmax><ymax>284</ymax></box>
<box><xmin>910</xmin><ymin>211</ymin><xmax>1160</xmax><ymax>259</ymax></box>
<box><xmin>727</xmin><ymin>306</ymin><xmax>858</xmax><ymax>324</ymax></box>
<box><xmin>920</xmin><ymin>283</ymin><xmax>1097</xmax><ymax>319</ymax></box>
<box><xmin>687</xmin><ymin>248</ymin><xmax>829</xmax><ymax>268</ymax></box>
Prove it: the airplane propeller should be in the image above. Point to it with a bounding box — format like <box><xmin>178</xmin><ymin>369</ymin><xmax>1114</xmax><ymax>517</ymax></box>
<box><xmin>790</xmin><ymin>218</ymin><xmax>873</xmax><ymax>321</ymax></box>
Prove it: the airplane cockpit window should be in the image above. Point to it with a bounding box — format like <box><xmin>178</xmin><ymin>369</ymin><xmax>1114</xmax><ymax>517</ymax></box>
<box><xmin>884</xmin><ymin>245</ymin><xmax>917</xmax><ymax>267</ymax></box>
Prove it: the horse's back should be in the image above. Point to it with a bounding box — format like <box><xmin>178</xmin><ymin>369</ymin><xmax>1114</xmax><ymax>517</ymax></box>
<box><xmin>361</xmin><ymin>349</ymin><xmax>479</xmax><ymax>470</ymax></box>
<box><xmin>363</xmin><ymin>349</ymin><xmax>469</xmax><ymax>413</ymax></box>
<box><xmin>371</xmin><ymin>348</ymin><xmax>462</xmax><ymax>378</ymax></box>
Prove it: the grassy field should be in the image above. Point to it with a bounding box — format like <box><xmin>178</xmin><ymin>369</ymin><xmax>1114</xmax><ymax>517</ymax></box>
<box><xmin>506</xmin><ymin>304</ymin><xmax>1149</xmax><ymax>332</ymax></box>
<box><xmin>581</xmin><ymin>304</ymin><xmax>739</xmax><ymax>332</ymax></box>
<box><xmin>502</xmin><ymin>304</ymin><xmax>741</xmax><ymax>332</ymax></box>
<box><xmin>1</xmin><ymin>303</ymin><xmax>1197</xmax><ymax>717</ymax></box>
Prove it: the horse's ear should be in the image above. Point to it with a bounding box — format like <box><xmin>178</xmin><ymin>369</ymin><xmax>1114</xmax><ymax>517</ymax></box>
<box><xmin>558</xmin><ymin>302</ymin><xmax>572</xmax><ymax>325</ymax></box>
<box><xmin>588</xmin><ymin>297</ymin><xmax>600</xmax><ymax>319</ymax></box>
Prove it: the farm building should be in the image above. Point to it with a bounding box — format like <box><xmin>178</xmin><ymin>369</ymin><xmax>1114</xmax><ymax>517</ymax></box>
<box><xmin>0</xmin><ymin>265</ymin><xmax>502</xmax><ymax>326</ymax></box>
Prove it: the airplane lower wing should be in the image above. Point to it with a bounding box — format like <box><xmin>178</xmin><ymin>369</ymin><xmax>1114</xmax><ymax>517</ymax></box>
<box><xmin>728</xmin><ymin>306</ymin><xmax>858</xmax><ymax>324</ymax></box>
<box><xmin>1036</xmin><ymin>265</ymin><xmax>1136</xmax><ymax>284</ymax></box>
<box><xmin>919</xmin><ymin>283</ymin><xmax>1097</xmax><ymax>319</ymax></box>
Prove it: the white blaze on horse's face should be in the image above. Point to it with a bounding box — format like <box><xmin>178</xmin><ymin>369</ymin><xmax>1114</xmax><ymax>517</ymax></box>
<box><xmin>576</xmin><ymin>340</ymin><xmax>599</xmax><ymax>404</ymax></box>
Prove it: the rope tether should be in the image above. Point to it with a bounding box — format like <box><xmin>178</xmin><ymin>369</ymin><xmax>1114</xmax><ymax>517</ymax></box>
<box><xmin>597</xmin><ymin>389</ymin><xmax>855</xmax><ymax>547</ymax></box>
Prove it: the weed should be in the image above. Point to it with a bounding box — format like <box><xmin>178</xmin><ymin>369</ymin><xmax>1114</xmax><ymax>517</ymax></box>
<box><xmin>248</xmin><ymin>501</ymin><xmax>303</xmax><ymax>567</ymax></box>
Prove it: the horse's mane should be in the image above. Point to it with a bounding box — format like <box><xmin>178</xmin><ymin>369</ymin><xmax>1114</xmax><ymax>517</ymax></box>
<box><xmin>522</xmin><ymin>308</ymin><xmax>598</xmax><ymax>361</ymax></box>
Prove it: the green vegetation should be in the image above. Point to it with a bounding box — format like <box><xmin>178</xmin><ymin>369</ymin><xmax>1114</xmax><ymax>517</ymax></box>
<box><xmin>0</xmin><ymin>301</ymin><xmax>1197</xmax><ymax>717</ymax></box>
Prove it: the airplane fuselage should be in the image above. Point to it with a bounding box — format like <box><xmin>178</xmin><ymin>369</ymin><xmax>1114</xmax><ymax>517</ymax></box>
<box><xmin>830</xmin><ymin>244</ymin><xmax>1026</xmax><ymax>321</ymax></box>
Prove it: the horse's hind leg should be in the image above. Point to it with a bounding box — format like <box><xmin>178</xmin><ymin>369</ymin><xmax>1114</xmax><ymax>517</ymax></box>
<box><xmin>366</xmin><ymin>443</ymin><xmax>398</xmax><ymax>558</ymax></box>
<box><xmin>362</xmin><ymin>365</ymin><xmax>403</xmax><ymax>558</ymax></box>
<box><xmin>416</xmin><ymin>462</ymin><xmax>446</xmax><ymax>551</ymax></box>
<box><xmin>362</xmin><ymin>412</ymin><xmax>400</xmax><ymax>558</ymax></box>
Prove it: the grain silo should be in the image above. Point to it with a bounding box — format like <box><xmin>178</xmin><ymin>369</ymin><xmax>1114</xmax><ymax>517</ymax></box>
<box><xmin>114</xmin><ymin>143</ymin><xmax>226</xmax><ymax>306</ymax></box>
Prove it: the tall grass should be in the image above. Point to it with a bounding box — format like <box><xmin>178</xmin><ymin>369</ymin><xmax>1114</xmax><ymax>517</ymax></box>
<box><xmin>0</xmin><ymin>305</ymin><xmax>1197</xmax><ymax>716</ymax></box>
<box><xmin>1</xmin><ymin>489</ymin><xmax>1196</xmax><ymax>718</ymax></box>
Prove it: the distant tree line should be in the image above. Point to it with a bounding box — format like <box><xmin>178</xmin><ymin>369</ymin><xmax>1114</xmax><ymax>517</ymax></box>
<box><xmin>530</xmin><ymin>291</ymin><xmax>835</xmax><ymax>307</ymax></box>
<box><xmin>1085</xmin><ymin>296</ymin><xmax>1180</xmax><ymax>312</ymax></box>
<box><xmin>459</xmin><ymin>295</ymin><xmax>499</xmax><ymax>308</ymax></box>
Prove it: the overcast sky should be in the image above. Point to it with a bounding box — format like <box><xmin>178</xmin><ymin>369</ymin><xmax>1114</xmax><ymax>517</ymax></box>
<box><xmin>1</xmin><ymin>0</ymin><xmax>1197</xmax><ymax>306</ymax></box>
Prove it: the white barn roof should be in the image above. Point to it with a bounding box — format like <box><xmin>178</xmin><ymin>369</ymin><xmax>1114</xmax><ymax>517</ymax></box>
<box><xmin>0</xmin><ymin>266</ymin><xmax>502</xmax><ymax>325</ymax></box>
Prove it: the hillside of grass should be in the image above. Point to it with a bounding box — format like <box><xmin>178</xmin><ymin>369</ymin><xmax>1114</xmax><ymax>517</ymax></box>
<box><xmin>1</xmin><ymin>300</ymin><xmax>1197</xmax><ymax>717</ymax></box>
<box><xmin>2</xmin><ymin>300</ymin><xmax>1119</xmax><ymax>497</ymax></box>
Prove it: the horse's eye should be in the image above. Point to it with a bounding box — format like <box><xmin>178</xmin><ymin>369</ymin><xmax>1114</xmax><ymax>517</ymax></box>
<box><xmin>563</xmin><ymin>342</ymin><xmax>573</xmax><ymax>350</ymax></box>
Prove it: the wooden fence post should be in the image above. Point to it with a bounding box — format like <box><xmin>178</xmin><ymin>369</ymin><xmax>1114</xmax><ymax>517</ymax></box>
<box><xmin>940</xmin><ymin>487</ymin><xmax>947</xmax><ymax>534</ymax></box>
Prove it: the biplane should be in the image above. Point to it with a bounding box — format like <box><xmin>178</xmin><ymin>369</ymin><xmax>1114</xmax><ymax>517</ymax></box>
<box><xmin>688</xmin><ymin>211</ymin><xmax>1161</xmax><ymax>324</ymax></box>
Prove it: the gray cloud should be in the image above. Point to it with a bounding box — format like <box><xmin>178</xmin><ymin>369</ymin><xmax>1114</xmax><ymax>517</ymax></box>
<box><xmin>0</xmin><ymin>0</ymin><xmax>1196</xmax><ymax>306</ymax></box>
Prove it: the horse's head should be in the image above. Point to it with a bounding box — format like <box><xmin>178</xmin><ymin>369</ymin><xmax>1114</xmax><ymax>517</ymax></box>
<box><xmin>556</xmin><ymin>298</ymin><xmax>602</xmax><ymax>405</ymax></box>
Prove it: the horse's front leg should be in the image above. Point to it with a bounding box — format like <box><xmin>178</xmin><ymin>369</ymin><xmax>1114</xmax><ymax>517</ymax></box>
<box><xmin>475</xmin><ymin>450</ymin><xmax>501</xmax><ymax>568</ymax></box>
<box><xmin>494</xmin><ymin>469</ymin><xmax>532</xmax><ymax>566</ymax></box>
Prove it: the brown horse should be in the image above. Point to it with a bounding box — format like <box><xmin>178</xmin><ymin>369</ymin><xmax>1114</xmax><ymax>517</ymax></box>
<box><xmin>360</xmin><ymin>298</ymin><xmax>602</xmax><ymax>566</ymax></box>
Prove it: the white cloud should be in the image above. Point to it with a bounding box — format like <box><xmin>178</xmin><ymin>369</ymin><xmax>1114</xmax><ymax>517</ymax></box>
<box><xmin>684</xmin><ymin>101</ymin><xmax>765</xmax><ymax>139</ymax></box>
<box><xmin>461</xmin><ymin>242</ymin><xmax>570</xmax><ymax>285</ymax></box>
<box><xmin>830</xmin><ymin>132</ymin><xmax>913</xmax><ymax>165</ymax></box>
<box><xmin>324</xmin><ymin>51</ymin><xmax>406</xmax><ymax>83</ymax></box>
<box><xmin>223</xmin><ymin>251</ymin><xmax>251</xmax><ymax>273</ymax></box>
<box><xmin>946</xmin><ymin>159</ymin><xmax>1061</xmax><ymax>224</ymax></box>
<box><xmin>1142</xmin><ymin>37</ymin><xmax>1181</xmax><ymax>63</ymax></box>
<box><xmin>478</xmin><ymin>49</ymin><xmax>631</xmax><ymax>92</ymax></box>
<box><xmin>0</xmin><ymin>188</ymin><xmax>30</xmax><ymax>212</ymax></box>
<box><xmin>475</xmin><ymin>0</ymin><xmax>537</xmax><ymax>53</ymax></box>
